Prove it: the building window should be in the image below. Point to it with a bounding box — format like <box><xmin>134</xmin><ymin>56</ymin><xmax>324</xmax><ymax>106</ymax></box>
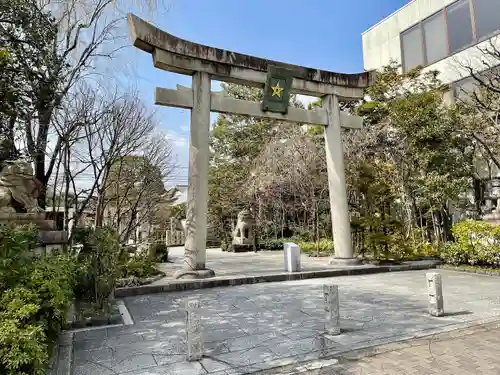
<box><xmin>400</xmin><ymin>0</ymin><xmax>500</xmax><ymax>72</ymax></box>
<box><xmin>472</xmin><ymin>0</ymin><xmax>500</xmax><ymax>40</ymax></box>
<box><xmin>423</xmin><ymin>12</ymin><xmax>448</xmax><ymax>65</ymax></box>
<box><xmin>402</xmin><ymin>25</ymin><xmax>424</xmax><ymax>72</ymax></box>
<box><xmin>446</xmin><ymin>0</ymin><xmax>474</xmax><ymax>54</ymax></box>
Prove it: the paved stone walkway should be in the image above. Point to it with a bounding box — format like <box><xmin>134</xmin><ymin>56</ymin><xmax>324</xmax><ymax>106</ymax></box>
<box><xmin>257</xmin><ymin>320</ymin><xmax>500</xmax><ymax>374</ymax></box>
<box><xmin>154</xmin><ymin>247</ymin><xmax>336</xmax><ymax>281</ymax></box>
<box><xmin>72</xmin><ymin>270</ymin><xmax>500</xmax><ymax>375</ymax></box>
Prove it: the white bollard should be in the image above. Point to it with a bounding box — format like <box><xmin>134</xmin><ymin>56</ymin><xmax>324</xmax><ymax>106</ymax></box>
<box><xmin>284</xmin><ymin>242</ymin><xmax>301</xmax><ymax>272</ymax></box>
<box><xmin>324</xmin><ymin>284</ymin><xmax>341</xmax><ymax>335</ymax></box>
<box><xmin>426</xmin><ymin>272</ymin><xmax>444</xmax><ymax>317</ymax></box>
<box><xmin>185</xmin><ymin>299</ymin><xmax>203</xmax><ymax>361</ymax></box>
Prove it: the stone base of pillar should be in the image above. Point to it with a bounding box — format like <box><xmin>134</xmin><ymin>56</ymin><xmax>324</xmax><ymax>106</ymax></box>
<box><xmin>173</xmin><ymin>269</ymin><xmax>216</xmax><ymax>280</ymax></box>
<box><xmin>329</xmin><ymin>257</ymin><xmax>361</xmax><ymax>266</ymax></box>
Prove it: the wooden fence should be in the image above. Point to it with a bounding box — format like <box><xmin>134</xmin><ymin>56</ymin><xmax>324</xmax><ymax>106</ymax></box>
<box><xmin>165</xmin><ymin>230</ymin><xmax>186</xmax><ymax>246</ymax></box>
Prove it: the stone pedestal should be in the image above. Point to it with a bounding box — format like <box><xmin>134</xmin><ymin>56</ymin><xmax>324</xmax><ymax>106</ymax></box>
<box><xmin>329</xmin><ymin>257</ymin><xmax>361</xmax><ymax>266</ymax></box>
<box><xmin>284</xmin><ymin>242</ymin><xmax>301</xmax><ymax>272</ymax></box>
<box><xmin>482</xmin><ymin>212</ymin><xmax>500</xmax><ymax>226</ymax></box>
<box><xmin>426</xmin><ymin>272</ymin><xmax>444</xmax><ymax>317</ymax></box>
<box><xmin>0</xmin><ymin>213</ymin><xmax>68</xmax><ymax>254</ymax></box>
<box><xmin>173</xmin><ymin>268</ymin><xmax>215</xmax><ymax>280</ymax></box>
<box><xmin>0</xmin><ymin>213</ymin><xmax>54</xmax><ymax>230</ymax></box>
<box><xmin>324</xmin><ymin>284</ymin><xmax>341</xmax><ymax>335</ymax></box>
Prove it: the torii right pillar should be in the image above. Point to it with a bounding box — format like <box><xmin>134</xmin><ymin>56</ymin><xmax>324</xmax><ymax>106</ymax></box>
<box><xmin>323</xmin><ymin>94</ymin><xmax>359</xmax><ymax>265</ymax></box>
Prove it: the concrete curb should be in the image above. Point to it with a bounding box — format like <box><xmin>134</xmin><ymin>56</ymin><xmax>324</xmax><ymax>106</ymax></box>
<box><xmin>47</xmin><ymin>331</ymin><xmax>74</xmax><ymax>375</ymax></box>
<box><xmin>437</xmin><ymin>264</ymin><xmax>500</xmax><ymax>276</ymax></box>
<box><xmin>115</xmin><ymin>261</ymin><xmax>439</xmax><ymax>297</ymax></box>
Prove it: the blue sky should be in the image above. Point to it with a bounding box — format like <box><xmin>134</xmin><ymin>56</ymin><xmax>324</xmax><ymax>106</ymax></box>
<box><xmin>121</xmin><ymin>0</ymin><xmax>409</xmax><ymax>186</ymax></box>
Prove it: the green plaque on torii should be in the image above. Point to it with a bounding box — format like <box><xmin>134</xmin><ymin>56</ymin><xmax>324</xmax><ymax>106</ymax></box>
<box><xmin>261</xmin><ymin>66</ymin><xmax>294</xmax><ymax>114</ymax></box>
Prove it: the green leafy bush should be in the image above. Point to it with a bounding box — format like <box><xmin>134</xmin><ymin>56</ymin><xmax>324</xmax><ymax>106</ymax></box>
<box><xmin>0</xmin><ymin>224</ymin><xmax>77</xmax><ymax>374</ymax></box>
<box><xmin>440</xmin><ymin>220</ymin><xmax>500</xmax><ymax>267</ymax></box>
<box><xmin>440</xmin><ymin>242</ymin><xmax>469</xmax><ymax>266</ymax></box>
<box><xmin>75</xmin><ymin>226</ymin><xmax>121</xmax><ymax>309</ymax></box>
<box><xmin>258</xmin><ymin>238</ymin><xmax>291</xmax><ymax>250</ymax></box>
<box><xmin>291</xmin><ymin>230</ymin><xmax>313</xmax><ymax>242</ymax></box>
<box><xmin>0</xmin><ymin>224</ymin><xmax>39</xmax><ymax>289</ymax></box>
<box><xmin>0</xmin><ymin>288</ymin><xmax>48</xmax><ymax>375</ymax></box>
<box><xmin>25</xmin><ymin>256</ymin><xmax>76</xmax><ymax>340</ymax></box>
<box><xmin>150</xmin><ymin>242</ymin><xmax>169</xmax><ymax>262</ymax></box>
<box><xmin>119</xmin><ymin>254</ymin><xmax>158</xmax><ymax>279</ymax></box>
<box><xmin>298</xmin><ymin>239</ymin><xmax>334</xmax><ymax>256</ymax></box>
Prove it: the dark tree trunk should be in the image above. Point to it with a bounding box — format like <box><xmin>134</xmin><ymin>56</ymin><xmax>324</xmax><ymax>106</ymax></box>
<box><xmin>34</xmin><ymin>109</ymin><xmax>53</xmax><ymax>209</ymax></box>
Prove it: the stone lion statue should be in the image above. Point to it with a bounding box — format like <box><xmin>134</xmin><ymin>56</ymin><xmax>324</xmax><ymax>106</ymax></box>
<box><xmin>0</xmin><ymin>160</ymin><xmax>43</xmax><ymax>214</ymax></box>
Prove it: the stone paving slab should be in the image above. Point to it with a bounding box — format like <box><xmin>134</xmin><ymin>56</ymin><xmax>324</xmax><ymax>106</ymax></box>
<box><xmin>116</xmin><ymin>247</ymin><xmax>439</xmax><ymax>297</ymax></box>
<box><xmin>156</xmin><ymin>247</ymin><xmax>333</xmax><ymax>279</ymax></box>
<box><xmin>253</xmin><ymin>319</ymin><xmax>500</xmax><ymax>374</ymax></box>
<box><xmin>72</xmin><ymin>270</ymin><xmax>500</xmax><ymax>374</ymax></box>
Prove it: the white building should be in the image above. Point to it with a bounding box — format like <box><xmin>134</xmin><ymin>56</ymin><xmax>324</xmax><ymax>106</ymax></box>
<box><xmin>362</xmin><ymin>0</ymin><xmax>500</xmax><ymax>94</ymax></box>
<box><xmin>362</xmin><ymin>0</ymin><xmax>500</xmax><ymax>203</ymax></box>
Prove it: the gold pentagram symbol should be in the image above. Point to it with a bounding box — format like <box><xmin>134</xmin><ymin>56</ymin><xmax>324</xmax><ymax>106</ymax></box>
<box><xmin>271</xmin><ymin>81</ymin><xmax>284</xmax><ymax>98</ymax></box>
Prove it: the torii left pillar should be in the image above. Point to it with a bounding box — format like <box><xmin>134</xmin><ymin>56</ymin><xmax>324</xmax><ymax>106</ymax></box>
<box><xmin>173</xmin><ymin>71</ymin><xmax>215</xmax><ymax>279</ymax></box>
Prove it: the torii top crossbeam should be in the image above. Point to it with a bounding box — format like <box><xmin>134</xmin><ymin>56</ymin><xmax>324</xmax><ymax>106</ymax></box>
<box><xmin>128</xmin><ymin>14</ymin><xmax>374</xmax><ymax>99</ymax></box>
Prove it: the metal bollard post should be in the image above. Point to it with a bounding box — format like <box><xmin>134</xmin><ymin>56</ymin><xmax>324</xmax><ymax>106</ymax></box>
<box><xmin>426</xmin><ymin>272</ymin><xmax>444</xmax><ymax>317</ymax></box>
<box><xmin>185</xmin><ymin>299</ymin><xmax>203</xmax><ymax>361</ymax></box>
<box><xmin>324</xmin><ymin>284</ymin><xmax>341</xmax><ymax>335</ymax></box>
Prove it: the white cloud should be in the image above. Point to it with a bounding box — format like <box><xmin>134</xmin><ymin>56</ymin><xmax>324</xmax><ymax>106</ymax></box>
<box><xmin>165</xmin><ymin>130</ymin><xmax>188</xmax><ymax>148</ymax></box>
<box><xmin>297</xmin><ymin>94</ymin><xmax>320</xmax><ymax>108</ymax></box>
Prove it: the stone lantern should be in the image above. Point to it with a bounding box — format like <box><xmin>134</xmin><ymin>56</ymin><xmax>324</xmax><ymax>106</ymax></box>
<box><xmin>231</xmin><ymin>209</ymin><xmax>256</xmax><ymax>252</ymax></box>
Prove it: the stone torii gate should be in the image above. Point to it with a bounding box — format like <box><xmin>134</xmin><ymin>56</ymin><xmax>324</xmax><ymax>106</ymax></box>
<box><xmin>128</xmin><ymin>14</ymin><xmax>374</xmax><ymax>279</ymax></box>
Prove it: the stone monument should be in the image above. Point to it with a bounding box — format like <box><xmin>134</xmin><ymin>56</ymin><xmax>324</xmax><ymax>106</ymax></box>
<box><xmin>0</xmin><ymin>140</ymin><xmax>67</xmax><ymax>253</ymax></box>
<box><xmin>230</xmin><ymin>209</ymin><xmax>256</xmax><ymax>252</ymax></box>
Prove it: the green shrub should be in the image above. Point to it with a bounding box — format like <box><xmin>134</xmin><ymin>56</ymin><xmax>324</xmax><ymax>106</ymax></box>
<box><xmin>0</xmin><ymin>224</ymin><xmax>39</xmax><ymax>289</ymax></box>
<box><xmin>220</xmin><ymin>240</ymin><xmax>230</xmax><ymax>252</ymax></box>
<box><xmin>0</xmin><ymin>225</ymin><xmax>78</xmax><ymax>374</ymax></box>
<box><xmin>120</xmin><ymin>254</ymin><xmax>158</xmax><ymax>279</ymax></box>
<box><xmin>413</xmin><ymin>241</ymin><xmax>441</xmax><ymax>258</ymax></box>
<box><xmin>0</xmin><ymin>288</ymin><xmax>48</xmax><ymax>375</ymax></box>
<box><xmin>25</xmin><ymin>256</ymin><xmax>76</xmax><ymax>340</ymax></box>
<box><xmin>150</xmin><ymin>243</ymin><xmax>169</xmax><ymax>262</ymax></box>
<box><xmin>292</xmin><ymin>230</ymin><xmax>313</xmax><ymax>242</ymax></box>
<box><xmin>0</xmin><ymin>258</ymin><xmax>75</xmax><ymax>373</ymax></box>
<box><xmin>71</xmin><ymin>226</ymin><xmax>93</xmax><ymax>246</ymax></box>
<box><xmin>439</xmin><ymin>220</ymin><xmax>500</xmax><ymax>267</ymax></box>
<box><xmin>440</xmin><ymin>242</ymin><xmax>469</xmax><ymax>266</ymax></box>
<box><xmin>258</xmin><ymin>238</ymin><xmax>291</xmax><ymax>250</ymax></box>
<box><xmin>298</xmin><ymin>239</ymin><xmax>334</xmax><ymax>256</ymax></box>
<box><xmin>75</xmin><ymin>226</ymin><xmax>120</xmax><ymax>309</ymax></box>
